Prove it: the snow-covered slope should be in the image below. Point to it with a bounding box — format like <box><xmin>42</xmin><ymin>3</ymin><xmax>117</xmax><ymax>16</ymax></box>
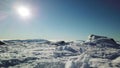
<box><xmin>0</xmin><ymin>35</ymin><xmax>120</xmax><ymax>68</ymax></box>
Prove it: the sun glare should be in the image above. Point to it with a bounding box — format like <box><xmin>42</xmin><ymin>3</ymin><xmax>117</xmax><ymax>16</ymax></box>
<box><xmin>17</xmin><ymin>6</ymin><xmax>31</xmax><ymax>18</ymax></box>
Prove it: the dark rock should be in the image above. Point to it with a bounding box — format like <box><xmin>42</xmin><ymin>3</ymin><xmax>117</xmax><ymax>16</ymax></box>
<box><xmin>54</xmin><ymin>41</ymin><xmax>69</xmax><ymax>46</ymax></box>
<box><xmin>0</xmin><ymin>41</ymin><xmax>5</xmax><ymax>45</ymax></box>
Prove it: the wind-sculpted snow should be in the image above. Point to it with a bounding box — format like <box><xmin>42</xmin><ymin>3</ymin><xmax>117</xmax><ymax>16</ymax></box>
<box><xmin>0</xmin><ymin>35</ymin><xmax>120</xmax><ymax>68</ymax></box>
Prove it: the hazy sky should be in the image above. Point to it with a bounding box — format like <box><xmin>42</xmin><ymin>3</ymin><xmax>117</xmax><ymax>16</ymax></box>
<box><xmin>0</xmin><ymin>0</ymin><xmax>120</xmax><ymax>41</ymax></box>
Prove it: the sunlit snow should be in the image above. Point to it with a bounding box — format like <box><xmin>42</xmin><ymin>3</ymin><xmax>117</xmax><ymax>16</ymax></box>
<box><xmin>0</xmin><ymin>35</ymin><xmax>120</xmax><ymax>68</ymax></box>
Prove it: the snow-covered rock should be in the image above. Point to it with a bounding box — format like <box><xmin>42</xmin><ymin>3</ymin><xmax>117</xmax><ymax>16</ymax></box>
<box><xmin>88</xmin><ymin>34</ymin><xmax>116</xmax><ymax>44</ymax></box>
<box><xmin>87</xmin><ymin>34</ymin><xmax>120</xmax><ymax>48</ymax></box>
<box><xmin>88</xmin><ymin>34</ymin><xmax>107</xmax><ymax>41</ymax></box>
<box><xmin>0</xmin><ymin>41</ymin><xmax>5</xmax><ymax>45</ymax></box>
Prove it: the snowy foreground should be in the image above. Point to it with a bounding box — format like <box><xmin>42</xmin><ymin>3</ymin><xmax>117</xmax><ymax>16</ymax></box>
<box><xmin>0</xmin><ymin>35</ymin><xmax>120</xmax><ymax>68</ymax></box>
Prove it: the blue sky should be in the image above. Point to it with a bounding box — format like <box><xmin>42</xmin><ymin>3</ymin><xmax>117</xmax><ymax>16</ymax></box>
<box><xmin>0</xmin><ymin>0</ymin><xmax>120</xmax><ymax>41</ymax></box>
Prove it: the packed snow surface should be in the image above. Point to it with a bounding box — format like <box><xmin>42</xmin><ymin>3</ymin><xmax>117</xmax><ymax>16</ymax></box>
<box><xmin>0</xmin><ymin>35</ymin><xmax>120</xmax><ymax>68</ymax></box>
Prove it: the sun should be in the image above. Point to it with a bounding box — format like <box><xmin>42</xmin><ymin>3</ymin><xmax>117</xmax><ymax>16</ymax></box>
<box><xmin>17</xmin><ymin>6</ymin><xmax>31</xmax><ymax>18</ymax></box>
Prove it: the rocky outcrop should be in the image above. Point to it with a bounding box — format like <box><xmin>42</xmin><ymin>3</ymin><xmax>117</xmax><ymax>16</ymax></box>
<box><xmin>0</xmin><ymin>41</ymin><xmax>5</xmax><ymax>45</ymax></box>
<box><xmin>88</xmin><ymin>34</ymin><xmax>107</xmax><ymax>41</ymax></box>
<box><xmin>53</xmin><ymin>41</ymin><xmax>69</xmax><ymax>46</ymax></box>
<box><xmin>87</xmin><ymin>34</ymin><xmax>119</xmax><ymax>48</ymax></box>
<box><xmin>88</xmin><ymin>34</ymin><xmax>116</xmax><ymax>43</ymax></box>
